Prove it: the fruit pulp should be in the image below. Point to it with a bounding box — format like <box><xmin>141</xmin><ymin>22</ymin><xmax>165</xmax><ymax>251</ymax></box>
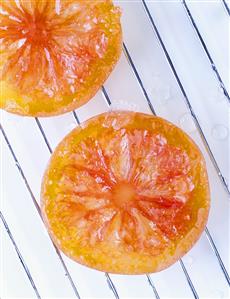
<box><xmin>41</xmin><ymin>111</ymin><xmax>210</xmax><ymax>274</ymax></box>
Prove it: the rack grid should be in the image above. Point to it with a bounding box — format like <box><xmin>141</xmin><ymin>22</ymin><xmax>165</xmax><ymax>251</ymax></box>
<box><xmin>1</xmin><ymin>1</ymin><xmax>229</xmax><ymax>298</ymax></box>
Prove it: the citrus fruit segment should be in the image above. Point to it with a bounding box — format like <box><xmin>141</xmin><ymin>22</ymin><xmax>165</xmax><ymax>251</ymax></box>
<box><xmin>0</xmin><ymin>0</ymin><xmax>122</xmax><ymax>116</ymax></box>
<box><xmin>41</xmin><ymin>111</ymin><xmax>210</xmax><ymax>274</ymax></box>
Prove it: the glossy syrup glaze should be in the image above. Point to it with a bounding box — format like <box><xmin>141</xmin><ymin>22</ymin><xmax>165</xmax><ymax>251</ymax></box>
<box><xmin>42</xmin><ymin>112</ymin><xmax>210</xmax><ymax>274</ymax></box>
<box><xmin>0</xmin><ymin>0</ymin><xmax>122</xmax><ymax>116</ymax></box>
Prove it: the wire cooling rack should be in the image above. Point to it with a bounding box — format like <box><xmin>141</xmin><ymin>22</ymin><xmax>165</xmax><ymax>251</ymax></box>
<box><xmin>1</xmin><ymin>1</ymin><xmax>229</xmax><ymax>298</ymax></box>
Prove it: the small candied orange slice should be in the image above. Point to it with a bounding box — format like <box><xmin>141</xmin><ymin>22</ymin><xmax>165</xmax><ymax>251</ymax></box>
<box><xmin>41</xmin><ymin>111</ymin><xmax>210</xmax><ymax>274</ymax></box>
<box><xmin>0</xmin><ymin>0</ymin><xmax>122</xmax><ymax>116</ymax></box>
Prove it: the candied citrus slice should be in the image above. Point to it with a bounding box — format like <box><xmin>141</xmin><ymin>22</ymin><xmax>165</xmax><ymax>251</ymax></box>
<box><xmin>0</xmin><ymin>0</ymin><xmax>122</xmax><ymax>116</ymax></box>
<box><xmin>41</xmin><ymin>111</ymin><xmax>210</xmax><ymax>274</ymax></box>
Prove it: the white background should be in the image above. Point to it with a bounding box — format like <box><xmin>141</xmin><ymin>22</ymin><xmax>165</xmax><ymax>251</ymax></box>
<box><xmin>1</xmin><ymin>1</ymin><xmax>229</xmax><ymax>298</ymax></box>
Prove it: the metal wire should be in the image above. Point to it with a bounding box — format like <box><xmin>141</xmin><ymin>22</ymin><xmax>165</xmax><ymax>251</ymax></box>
<box><xmin>141</xmin><ymin>0</ymin><xmax>229</xmax><ymax>196</ymax></box>
<box><xmin>122</xmin><ymin>43</ymin><xmax>156</xmax><ymax>115</ymax></box>
<box><xmin>205</xmin><ymin>227</ymin><xmax>230</xmax><ymax>286</ymax></box>
<box><xmin>35</xmin><ymin>118</ymin><xmax>52</xmax><ymax>154</ymax></box>
<box><xmin>73</xmin><ymin>111</ymin><xmax>81</xmax><ymax>125</ymax></box>
<box><xmin>139</xmin><ymin>2</ymin><xmax>230</xmax><ymax>284</ymax></box>
<box><xmin>222</xmin><ymin>0</ymin><xmax>230</xmax><ymax>15</ymax></box>
<box><xmin>179</xmin><ymin>260</ymin><xmax>199</xmax><ymax>299</ymax></box>
<box><xmin>105</xmin><ymin>273</ymin><xmax>120</xmax><ymax>299</ymax></box>
<box><xmin>0</xmin><ymin>124</ymin><xmax>81</xmax><ymax>299</ymax></box>
<box><xmin>121</xmin><ymin>1</ymin><xmax>230</xmax><ymax>289</ymax></box>
<box><xmin>1</xmin><ymin>2</ymin><xmax>229</xmax><ymax>297</ymax></box>
<box><xmin>146</xmin><ymin>274</ymin><xmax>161</xmax><ymax>299</ymax></box>
<box><xmin>34</xmin><ymin>115</ymin><xmax>120</xmax><ymax>299</ymax></box>
<box><xmin>182</xmin><ymin>0</ymin><xmax>230</xmax><ymax>102</ymax></box>
<box><xmin>0</xmin><ymin>211</ymin><xmax>41</xmax><ymax>299</ymax></box>
<box><xmin>71</xmin><ymin>113</ymin><xmax>120</xmax><ymax>299</ymax></box>
<box><xmin>101</xmin><ymin>86</ymin><xmax>112</xmax><ymax>106</ymax></box>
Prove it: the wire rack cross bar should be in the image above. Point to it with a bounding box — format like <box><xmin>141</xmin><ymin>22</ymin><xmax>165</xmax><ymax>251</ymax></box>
<box><xmin>1</xmin><ymin>1</ymin><xmax>229</xmax><ymax>298</ymax></box>
<box><xmin>222</xmin><ymin>0</ymin><xmax>230</xmax><ymax>15</ymax></box>
<box><xmin>0</xmin><ymin>211</ymin><xmax>41</xmax><ymax>299</ymax></box>
<box><xmin>141</xmin><ymin>0</ymin><xmax>229</xmax><ymax>195</ymax></box>
<box><xmin>205</xmin><ymin>227</ymin><xmax>230</xmax><ymax>286</ymax></box>
<box><xmin>122</xmin><ymin>43</ymin><xmax>156</xmax><ymax>115</ymax></box>
<box><xmin>119</xmin><ymin>5</ymin><xmax>230</xmax><ymax>289</ymax></box>
<box><xmin>35</xmin><ymin>114</ymin><xmax>120</xmax><ymax>299</ymax></box>
<box><xmin>182</xmin><ymin>0</ymin><xmax>230</xmax><ymax>103</ymax></box>
<box><xmin>0</xmin><ymin>124</ymin><xmax>81</xmax><ymax>299</ymax></box>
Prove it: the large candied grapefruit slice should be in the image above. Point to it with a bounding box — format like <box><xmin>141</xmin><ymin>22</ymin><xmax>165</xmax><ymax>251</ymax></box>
<box><xmin>41</xmin><ymin>111</ymin><xmax>210</xmax><ymax>274</ymax></box>
<box><xmin>0</xmin><ymin>0</ymin><xmax>122</xmax><ymax>116</ymax></box>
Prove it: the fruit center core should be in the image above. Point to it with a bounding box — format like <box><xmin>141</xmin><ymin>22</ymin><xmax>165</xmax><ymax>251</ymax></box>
<box><xmin>23</xmin><ymin>15</ymin><xmax>49</xmax><ymax>44</ymax></box>
<box><xmin>113</xmin><ymin>183</ymin><xmax>136</xmax><ymax>209</ymax></box>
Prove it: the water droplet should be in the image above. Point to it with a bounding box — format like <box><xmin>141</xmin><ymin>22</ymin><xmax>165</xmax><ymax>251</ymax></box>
<box><xmin>151</xmin><ymin>83</ymin><xmax>172</xmax><ymax>105</ymax></box>
<box><xmin>211</xmin><ymin>125</ymin><xmax>229</xmax><ymax>140</ymax></box>
<box><xmin>179</xmin><ymin>113</ymin><xmax>196</xmax><ymax>133</ymax></box>
<box><xmin>110</xmin><ymin>100</ymin><xmax>140</xmax><ymax>112</ymax></box>
<box><xmin>161</xmin><ymin>85</ymin><xmax>171</xmax><ymax>103</ymax></box>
